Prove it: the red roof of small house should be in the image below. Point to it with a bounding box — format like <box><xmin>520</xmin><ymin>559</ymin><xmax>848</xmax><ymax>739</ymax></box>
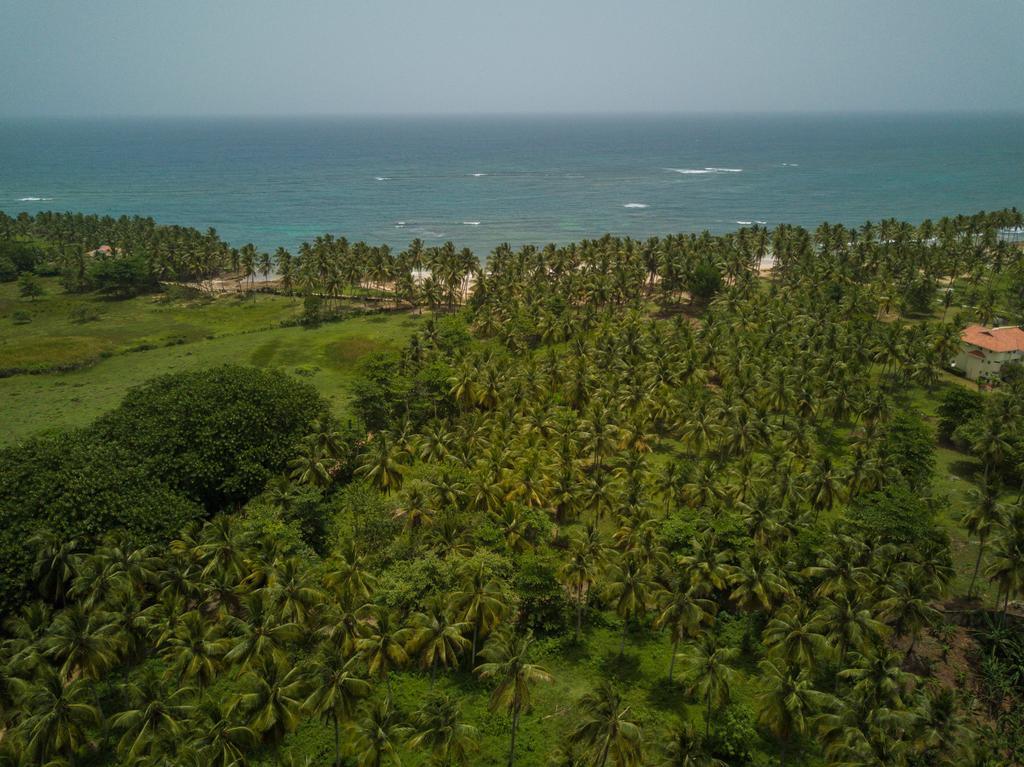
<box><xmin>961</xmin><ymin>325</ymin><xmax>1024</xmax><ymax>353</ymax></box>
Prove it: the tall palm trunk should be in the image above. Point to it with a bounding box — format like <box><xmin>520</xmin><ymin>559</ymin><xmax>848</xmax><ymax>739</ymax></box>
<box><xmin>575</xmin><ymin>584</ymin><xmax>584</xmax><ymax>642</ymax></box>
<box><xmin>471</xmin><ymin>620</ymin><xmax>479</xmax><ymax>667</ymax></box>
<box><xmin>705</xmin><ymin>692</ymin><xmax>713</xmax><ymax>738</ymax></box>
<box><xmin>333</xmin><ymin>710</ymin><xmax>341</xmax><ymax>767</ymax></box>
<box><xmin>667</xmin><ymin>635</ymin><xmax>680</xmax><ymax>682</ymax></box>
<box><xmin>619</xmin><ymin>619</ymin><xmax>628</xmax><ymax>657</ymax></box>
<box><xmin>508</xmin><ymin>703</ymin><xmax>521</xmax><ymax>767</ymax></box>
<box><xmin>968</xmin><ymin>535</ymin><xmax>987</xmax><ymax>598</ymax></box>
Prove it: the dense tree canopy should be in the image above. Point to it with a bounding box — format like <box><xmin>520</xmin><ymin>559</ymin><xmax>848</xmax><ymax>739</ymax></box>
<box><xmin>1</xmin><ymin>207</ymin><xmax>1023</xmax><ymax>765</ymax></box>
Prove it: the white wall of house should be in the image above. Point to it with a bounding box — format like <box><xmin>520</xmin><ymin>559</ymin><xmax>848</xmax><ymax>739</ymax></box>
<box><xmin>954</xmin><ymin>343</ymin><xmax>1023</xmax><ymax>380</ymax></box>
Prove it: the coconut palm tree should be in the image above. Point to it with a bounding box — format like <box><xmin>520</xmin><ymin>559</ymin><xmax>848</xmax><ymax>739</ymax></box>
<box><xmin>303</xmin><ymin>647</ymin><xmax>371</xmax><ymax>767</ymax></box>
<box><xmin>755</xmin><ymin>659</ymin><xmax>833</xmax><ymax>765</ymax></box>
<box><xmin>654</xmin><ymin>577</ymin><xmax>716</xmax><ymax>683</ymax></box>
<box><xmin>450</xmin><ymin>565</ymin><xmax>507</xmax><ymax>667</ymax></box>
<box><xmin>111</xmin><ymin>670</ymin><xmax>195</xmax><ymax>763</ymax></box>
<box><xmin>356</xmin><ymin>606</ymin><xmax>411</xmax><ymax>700</ymax></box>
<box><xmin>408</xmin><ymin>601</ymin><xmax>471</xmax><ymax>685</ymax></box>
<box><xmin>348</xmin><ymin>699</ymin><xmax>408</xmax><ymax>767</ymax></box>
<box><xmin>475</xmin><ymin>631</ymin><xmax>553</xmax><ymax>767</ymax></box>
<box><xmin>605</xmin><ymin>553</ymin><xmax>654</xmax><ymax>657</ymax></box>
<box><xmin>12</xmin><ymin>667</ymin><xmax>101</xmax><ymax>765</ymax></box>
<box><xmin>357</xmin><ymin>432</ymin><xmax>406</xmax><ymax>495</ymax></box>
<box><xmin>188</xmin><ymin>701</ymin><xmax>260</xmax><ymax>767</ymax></box>
<box><xmin>962</xmin><ymin>480</ymin><xmax>1005</xmax><ymax>599</ymax></box>
<box><xmin>656</xmin><ymin>721</ymin><xmax>725</xmax><ymax>767</ymax></box>
<box><xmin>40</xmin><ymin>605</ymin><xmax>121</xmax><ymax>682</ymax></box>
<box><xmin>230</xmin><ymin>658</ymin><xmax>307</xmax><ymax>751</ymax></box>
<box><xmin>679</xmin><ymin>636</ymin><xmax>740</xmax><ymax>738</ymax></box>
<box><xmin>567</xmin><ymin>681</ymin><xmax>644</xmax><ymax>767</ymax></box>
<box><xmin>407</xmin><ymin>691</ymin><xmax>480</xmax><ymax>767</ymax></box>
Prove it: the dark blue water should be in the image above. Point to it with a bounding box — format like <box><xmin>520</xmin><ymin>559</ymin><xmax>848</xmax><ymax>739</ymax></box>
<box><xmin>1</xmin><ymin>114</ymin><xmax>1021</xmax><ymax>254</ymax></box>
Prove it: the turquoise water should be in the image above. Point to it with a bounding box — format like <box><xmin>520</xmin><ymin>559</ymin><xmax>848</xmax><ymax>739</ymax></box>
<box><xmin>1</xmin><ymin>114</ymin><xmax>1021</xmax><ymax>254</ymax></box>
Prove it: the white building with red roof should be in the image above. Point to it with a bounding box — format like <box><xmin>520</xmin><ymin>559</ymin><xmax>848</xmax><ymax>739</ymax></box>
<box><xmin>953</xmin><ymin>324</ymin><xmax>1024</xmax><ymax>381</ymax></box>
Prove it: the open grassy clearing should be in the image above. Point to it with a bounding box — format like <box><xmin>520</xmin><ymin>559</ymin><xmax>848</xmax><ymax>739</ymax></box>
<box><xmin>0</xmin><ymin>308</ymin><xmax>422</xmax><ymax>444</ymax></box>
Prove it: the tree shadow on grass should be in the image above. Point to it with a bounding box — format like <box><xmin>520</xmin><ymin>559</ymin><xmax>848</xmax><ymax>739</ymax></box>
<box><xmin>597</xmin><ymin>651</ymin><xmax>643</xmax><ymax>685</ymax></box>
<box><xmin>949</xmin><ymin>459</ymin><xmax>981</xmax><ymax>482</ymax></box>
<box><xmin>646</xmin><ymin>679</ymin><xmax>685</xmax><ymax>712</ymax></box>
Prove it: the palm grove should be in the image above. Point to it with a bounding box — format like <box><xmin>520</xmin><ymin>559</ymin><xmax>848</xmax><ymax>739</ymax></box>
<box><xmin>0</xmin><ymin>208</ymin><xmax>1024</xmax><ymax>765</ymax></box>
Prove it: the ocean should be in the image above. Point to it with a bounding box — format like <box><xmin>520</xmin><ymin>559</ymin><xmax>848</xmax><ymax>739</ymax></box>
<box><xmin>1</xmin><ymin>114</ymin><xmax>1021</xmax><ymax>255</ymax></box>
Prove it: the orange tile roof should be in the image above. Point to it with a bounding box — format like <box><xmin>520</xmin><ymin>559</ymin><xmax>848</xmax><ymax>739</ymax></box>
<box><xmin>961</xmin><ymin>325</ymin><xmax>1024</xmax><ymax>353</ymax></box>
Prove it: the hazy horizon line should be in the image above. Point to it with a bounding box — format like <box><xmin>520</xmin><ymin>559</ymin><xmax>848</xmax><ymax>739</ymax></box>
<box><xmin>3</xmin><ymin>108</ymin><xmax>1024</xmax><ymax>122</ymax></box>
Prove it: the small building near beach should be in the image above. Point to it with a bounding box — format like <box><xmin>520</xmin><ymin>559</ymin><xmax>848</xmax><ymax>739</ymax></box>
<box><xmin>953</xmin><ymin>324</ymin><xmax>1024</xmax><ymax>381</ymax></box>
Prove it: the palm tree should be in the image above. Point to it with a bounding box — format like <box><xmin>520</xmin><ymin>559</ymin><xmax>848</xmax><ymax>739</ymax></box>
<box><xmin>357</xmin><ymin>432</ymin><xmax>406</xmax><ymax>494</ymax></box>
<box><xmin>356</xmin><ymin>606</ymin><xmax>411</xmax><ymax>699</ymax></box>
<box><xmin>450</xmin><ymin>565</ymin><xmax>507</xmax><ymax>666</ymax></box>
<box><xmin>407</xmin><ymin>691</ymin><xmax>480</xmax><ymax>767</ymax></box>
<box><xmin>188</xmin><ymin>701</ymin><xmax>260</xmax><ymax>767</ymax></box>
<box><xmin>680</xmin><ymin>636</ymin><xmax>739</xmax><ymax>738</ymax></box>
<box><xmin>762</xmin><ymin>603</ymin><xmax>828</xmax><ymax>670</ymax></box>
<box><xmin>111</xmin><ymin>670</ymin><xmax>195</xmax><ymax>763</ymax></box>
<box><xmin>560</xmin><ymin>539</ymin><xmax>598</xmax><ymax>643</ymax></box>
<box><xmin>567</xmin><ymin>682</ymin><xmax>644</xmax><ymax>767</ymax></box>
<box><xmin>225</xmin><ymin>593</ymin><xmax>302</xmax><ymax>670</ymax></box>
<box><xmin>656</xmin><ymin>721</ymin><xmax>726</xmax><ymax>767</ymax></box>
<box><xmin>654</xmin><ymin>577</ymin><xmax>715</xmax><ymax>683</ymax></box>
<box><xmin>230</xmin><ymin>659</ymin><xmax>307</xmax><ymax>751</ymax></box>
<box><xmin>40</xmin><ymin>605</ymin><xmax>120</xmax><ymax>681</ymax></box>
<box><xmin>408</xmin><ymin>601</ymin><xmax>470</xmax><ymax>685</ymax></box>
<box><xmin>755</xmin><ymin>659</ymin><xmax>833</xmax><ymax>765</ymax></box>
<box><xmin>349</xmin><ymin>699</ymin><xmax>408</xmax><ymax>767</ymax></box>
<box><xmin>962</xmin><ymin>480</ymin><xmax>1004</xmax><ymax>598</ymax></box>
<box><xmin>324</xmin><ymin>540</ymin><xmax>378</xmax><ymax>607</ymax></box>
<box><xmin>13</xmin><ymin>667</ymin><xmax>101</xmax><ymax>765</ymax></box>
<box><xmin>984</xmin><ymin>505</ymin><xmax>1024</xmax><ymax>620</ymax></box>
<box><xmin>605</xmin><ymin>554</ymin><xmax>654</xmax><ymax>656</ymax></box>
<box><xmin>161</xmin><ymin>610</ymin><xmax>232</xmax><ymax>692</ymax></box>
<box><xmin>29</xmin><ymin>532</ymin><xmax>79</xmax><ymax>605</ymax></box>
<box><xmin>475</xmin><ymin>631</ymin><xmax>553</xmax><ymax>767</ymax></box>
<box><xmin>304</xmin><ymin>647</ymin><xmax>371</xmax><ymax>767</ymax></box>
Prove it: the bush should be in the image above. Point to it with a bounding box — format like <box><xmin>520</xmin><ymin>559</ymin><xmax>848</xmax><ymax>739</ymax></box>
<box><xmin>0</xmin><ymin>256</ymin><xmax>16</xmax><ymax>282</ymax></box>
<box><xmin>11</xmin><ymin>311</ymin><xmax>31</xmax><ymax>325</ymax></box>
<box><xmin>710</xmin><ymin>703</ymin><xmax>760</xmax><ymax>763</ymax></box>
<box><xmin>0</xmin><ymin>430</ymin><xmax>201</xmax><ymax>613</ymax></box>
<box><xmin>0</xmin><ymin>240</ymin><xmax>49</xmax><ymax>274</ymax></box>
<box><xmin>69</xmin><ymin>305</ymin><xmax>101</xmax><ymax>323</ymax></box>
<box><xmin>937</xmin><ymin>386</ymin><xmax>983</xmax><ymax>443</ymax></box>
<box><xmin>87</xmin><ymin>255</ymin><xmax>158</xmax><ymax>297</ymax></box>
<box><xmin>881</xmin><ymin>409</ymin><xmax>935</xmax><ymax>492</ymax></box>
<box><xmin>843</xmin><ymin>484</ymin><xmax>949</xmax><ymax>559</ymax></box>
<box><xmin>17</xmin><ymin>272</ymin><xmax>44</xmax><ymax>301</ymax></box>
<box><xmin>93</xmin><ymin>365</ymin><xmax>329</xmax><ymax>511</ymax></box>
<box><xmin>513</xmin><ymin>553</ymin><xmax>570</xmax><ymax>635</ymax></box>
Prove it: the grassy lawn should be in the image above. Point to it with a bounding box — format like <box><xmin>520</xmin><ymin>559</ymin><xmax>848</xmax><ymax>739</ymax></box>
<box><xmin>0</xmin><ymin>291</ymin><xmax>423</xmax><ymax>444</ymax></box>
<box><xmin>0</xmin><ymin>277</ymin><xmax>311</xmax><ymax>372</ymax></box>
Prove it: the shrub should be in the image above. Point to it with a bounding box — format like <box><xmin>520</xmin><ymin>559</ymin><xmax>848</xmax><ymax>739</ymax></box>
<box><xmin>0</xmin><ymin>430</ymin><xmax>201</xmax><ymax>613</ymax></box>
<box><xmin>937</xmin><ymin>386</ymin><xmax>983</xmax><ymax>443</ymax></box>
<box><xmin>87</xmin><ymin>255</ymin><xmax>158</xmax><ymax>297</ymax></box>
<box><xmin>513</xmin><ymin>553</ymin><xmax>570</xmax><ymax>635</ymax></box>
<box><xmin>881</xmin><ymin>409</ymin><xmax>935</xmax><ymax>492</ymax></box>
<box><xmin>93</xmin><ymin>365</ymin><xmax>330</xmax><ymax>511</ymax></box>
<box><xmin>17</xmin><ymin>272</ymin><xmax>44</xmax><ymax>301</ymax></box>
<box><xmin>11</xmin><ymin>311</ymin><xmax>31</xmax><ymax>325</ymax></box>
<box><xmin>69</xmin><ymin>305</ymin><xmax>101</xmax><ymax>323</ymax></box>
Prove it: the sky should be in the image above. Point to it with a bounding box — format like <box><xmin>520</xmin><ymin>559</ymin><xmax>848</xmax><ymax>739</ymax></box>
<box><xmin>2</xmin><ymin>0</ymin><xmax>1023</xmax><ymax>117</ymax></box>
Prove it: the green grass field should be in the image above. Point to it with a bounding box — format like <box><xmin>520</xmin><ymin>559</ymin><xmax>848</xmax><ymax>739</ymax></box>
<box><xmin>0</xmin><ymin>279</ymin><xmax>422</xmax><ymax>444</ymax></box>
